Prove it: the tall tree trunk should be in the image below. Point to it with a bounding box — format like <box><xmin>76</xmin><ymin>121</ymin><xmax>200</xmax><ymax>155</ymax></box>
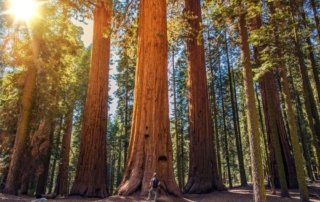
<box><xmin>255</xmin><ymin>86</ymin><xmax>276</xmax><ymax>194</ymax></box>
<box><xmin>264</xmin><ymin>73</ymin><xmax>290</xmax><ymax>198</ymax></box>
<box><xmin>48</xmin><ymin>116</ymin><xmax>63</xmax><ymax>194</ymax></box>
<box><xmin>252</xmin><ymin>10</ymin><xmax>298</xmax><ymax>189</ymax></box>
<box><xmin>225</xmin><ymin>30</ymin><xmax>247</xmax><ymax>186</ymax></box>
<box><xmin>172</xmin><ymin>48</ymin><xmax>183</xmax><ymax>190</ymax></box>
<box><xmin>180</xmin><ymin>124</ymin><xmax>186</xmax><ymax>187</ymax></box>
<box><xmin>232</xmin><ymin>66</ymin><xmax>245</xmax><ymax>184</ymax></box>
<box><xmin>208</xmin><ymin>35</ymin><xmax>222</xmax><ymax>178</ymax></box>
<box><xmin>3</xmin><ymin>34</ymin><xmax>40</xmax><ymax>195</ymax></box>
<box><xmin>114</xmin><ymin>0</ymin><xmax>181</xmax><ymax>196</ymax></box>
<box><xmin>70</xmin><ymin>3</ymin><xmax>112</xmax><ymax>198</ymax></box>
<box><xmin>123</xmin><ymin>64</ymin><xmax>129</xmax><ymax>168</ymax></box>
<box><xmin>238</xmin><ymin>1</ymin><xmax>266</xmax><ymax>201</ymax></box>
<box><xmin>290</xmin><ymin>2</ymin><xmax>320</xmax><ymax>171</ymax></box>
<box><xmin>183</xmin><ymin>0</ymin><xmax>225</xmax><ymax>193</ymax></box>
<box><xmin>218</xmin><ymin>64</ymin><xmax>232</xmax><ymax>188</ymax></box>
<box><xmin>55</xmin><ymin>105</ymin><xmax>74</xmax><ymax>197</ymax></box>
<box><xmin>278</xmin><ymin>67</ymin><xmax>309</xmax><ymax>201</ymax></box>
<box><xmin>289</xmin><ymin>61</ymin><xmax>315</xmax><ymax>181</ymax></box>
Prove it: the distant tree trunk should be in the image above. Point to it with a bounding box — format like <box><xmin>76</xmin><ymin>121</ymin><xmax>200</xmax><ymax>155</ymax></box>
<box><xmin>232</xmin><ymin>66</ymin><xmax>245</xmax><ymax>184</ymax></box>
<box><xmin>109</xmin><ymin>155</ymin><xmax>115</xmax><ymax>195</ymax></box>
<box><xmin>48</xmin><ymin>117</ymin><xmax>63</xmax><ymax>194</ymax></box>
<box><xmin>180</xmin><ymin>125</ymin><xmax>186</xmax><ymax>187</ymax></box>
<box><xmin>3</xmin><ymin>34</ymin><xmax>40</xmax><ymax>195</ymax></box>
<box><xmin>36</xmin><ymin>125</ymin><xmax>53</xmax><ymax>195</ymax></box>
<box><xmin>114</xmin><ymin>0</ymin><xmax>181</xmax><ymax>196</ymax></box>
<box><xmin>20</xmin><ymin>150</ymin><xmax>37</xmax><ymax>195</ymax></box>
<box><xmin>218</xmin><ymin>64</ymin><xmax>232</xmax><ymax>188</ymax></box>
<box><xmin>238</xmin><ymin>1</ymin><xmax>266</xmax><ymax>201</ymax></box>
<box><xmin>208</xmin><ymin>36</ymin><xmax>222</xmax><ymax>177</ymax></box>
<box><xmin>55</xmin><ymin>105</ymin><xmax>74</xmax><ymax>197</ymax></box>
<box><xmin>117</xmin><ymin>135</ymin><xmax>122</xmax><ymax>186</ymax></box>
<box><xmin>172</xmin><ymin>48</ymin><xmax>183</xmax><ymax>190</ymax></box>
<box><xmin>70</xmin><ymin>3</ymin><xmax>112</xmax><ymax>198</ymax></box>
<box><xmin>123</xmin><ymin>65</ymin><xmax>129</xmax><ymax>168</ymax></box>
<box><xmin>225</xmin><ymin>30</ymin><xmax>247</xmax><ymax>186</ymax></box>
<box><xmin>183</xmin><ymin>0</ymin><xmax>226</xmax><ymax>193</ymax></box>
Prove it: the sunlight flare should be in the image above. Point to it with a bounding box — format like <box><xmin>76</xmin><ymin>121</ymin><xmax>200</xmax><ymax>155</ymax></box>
<box><xmin>9</xmin><ymin>0</ymin><xmax>39</xmax><ymax>22</ymax></box>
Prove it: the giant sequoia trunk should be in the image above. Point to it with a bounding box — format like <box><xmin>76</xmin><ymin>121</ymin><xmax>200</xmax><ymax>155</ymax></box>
<box><xmin>115</xmin><ymin>0</ymin><xmax>181</xmax><ymax>197</ymax></box>
<box><xmin>238</xmin><ymin>1</ymin><xmax>266</xmax><ymax>201</ymax></box>
<box><xmin>70</xmin><ymin>3</ymin><xmax>112</xmax><ymax>198</ymax></box>
<box><xmin>183</xmin><ymin>0</ymin><xmax>225</xmax><ymax>194</ymax></box>
<box><xmin>3</xmin><ymin>34</ymin><xmax>40</xmax><ymax>195</ymax></box>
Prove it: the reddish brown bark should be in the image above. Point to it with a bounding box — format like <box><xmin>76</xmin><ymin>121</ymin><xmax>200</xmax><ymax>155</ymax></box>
<box><xmin>70</xmin><ymin>3</ymin><xmax>112</xmax><ymax>198</ymax></box>
<box><xmin>251</xmin><ymin>12</ymin><xmax>298</xmax><ymax>189</ymax></box>
<box><xmin>3</xmin><ymin>34</ymin><xmax>40</xmax><ymax>195</ymax></box>
<box><xmin>182</xmin><ymin>0</ymin><xmax>225</xmax><ymax>194</ymax></box>
<box><xmin>114</xmin><ymin>0</ymin><xmax>181</xmax><ymax>197</ymax></box>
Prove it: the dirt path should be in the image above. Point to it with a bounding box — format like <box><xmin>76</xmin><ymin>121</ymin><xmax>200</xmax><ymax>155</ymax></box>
<box><xmin>1</xmin><ymin>182</ymin><xmax>319</xmax><ymax>202</ymax></box>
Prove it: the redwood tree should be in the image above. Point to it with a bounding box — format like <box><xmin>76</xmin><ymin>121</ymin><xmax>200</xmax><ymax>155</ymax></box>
<box><xmin>115</xmin><ymin>0</ymin><xmax>181</xmax><ymax>196</ymax></box>
<box><xmin>3</xmin><ymin>31</ymin><xmax>41</xmax><ymax>196</ymax></box>
<box><xmin>183</xmin><ymin>0</ymin><xmax>225</xmax><ymax>194</ymax></box>
<box><xmin>70</xmin><ymin>2</ymin><xmax>112</xmax><ymax>198</ymax></box>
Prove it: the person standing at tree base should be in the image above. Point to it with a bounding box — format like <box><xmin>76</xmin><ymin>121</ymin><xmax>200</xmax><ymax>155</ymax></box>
<box><xmin>148</xmin><ymin>173</ymin><xmax>160</xmax><ymax>201</ymax></box>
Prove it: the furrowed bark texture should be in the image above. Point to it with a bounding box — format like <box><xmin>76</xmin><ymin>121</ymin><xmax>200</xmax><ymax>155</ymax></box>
<box><xmin>3</xmin><ymin>34</ymin><xmax>39</xmax><ymax>195</ymax></box>
<box><xmin>70</xmin><ymin>4</ymin><xmax>111</xmax><ymax>198</ymax></box>
<box><xmin>279</xmin><ymin>67</ymin><xmax>309</xmax><ymax>201</ymax></box>
<box><xmin>114</xmin><ymin>0</ymin><xmax>181</xmax><ymax>197</ymax></box>
<box><xmin>264</xmin><ymin>73</ymin><xmax>290</xmax><ymax>198</ymax></box>
<box><xmin>238</xmin><ymin>1</ymin><xmax>266</xmax><ymax>201</ymax></box>
<box><xmin>251</xmin><ymin>11</ymin><xmax>297</xmax><ymax>189</ymax></box>
<box><xmin>183</xmin><ymin>0</ymin><xmax>226</xmax><ymax>194</ymax></box>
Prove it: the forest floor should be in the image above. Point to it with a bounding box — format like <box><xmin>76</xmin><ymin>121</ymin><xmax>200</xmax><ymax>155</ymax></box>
<box><xmin>1</xmin><ymin>181</ymin><xmax>319</xmax><ymax>202</ymax></box>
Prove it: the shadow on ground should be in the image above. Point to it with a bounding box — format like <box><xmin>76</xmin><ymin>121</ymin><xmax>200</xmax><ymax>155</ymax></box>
<box><xmin>0</xmin><ymin>181</ymin><xmax>319</xmax><ymax>202</ymax></box>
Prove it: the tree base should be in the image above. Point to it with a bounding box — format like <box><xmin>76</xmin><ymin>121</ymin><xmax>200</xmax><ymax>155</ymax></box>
<box><xmin>183</xmin><ymin>177</ymin><xmax>227</xmax><ymax>194</ymax></box>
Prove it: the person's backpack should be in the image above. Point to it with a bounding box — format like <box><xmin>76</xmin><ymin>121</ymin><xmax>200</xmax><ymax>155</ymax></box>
<box><xmin>152</xmin><ymin>177</ymin><xmax>159</xmax><ymax>188</ymax></box>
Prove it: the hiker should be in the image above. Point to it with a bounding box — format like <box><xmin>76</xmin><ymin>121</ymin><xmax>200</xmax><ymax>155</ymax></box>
<box><xmin>148</xmin><ymin>173</ymin><xmax>160</xmax><ymax>201</ymax></box>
